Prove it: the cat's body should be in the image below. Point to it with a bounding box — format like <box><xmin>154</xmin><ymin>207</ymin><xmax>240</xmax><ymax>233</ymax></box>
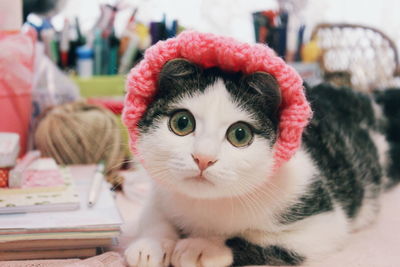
<box><xmin>125</xmin><ymin>59</ymin><xmax>400</xmax><ymax>267</ymax></box>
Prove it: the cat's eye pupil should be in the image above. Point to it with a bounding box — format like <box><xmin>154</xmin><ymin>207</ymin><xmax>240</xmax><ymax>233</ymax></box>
<box><xmin>235</xmin><ymin>128</ymin><xmax>246</xmax><ymax>141</ymax></box>
<box><xmin>178</xmin><ymin>116</ymin><xmax>189</xmax><ymax>130</ymax></box>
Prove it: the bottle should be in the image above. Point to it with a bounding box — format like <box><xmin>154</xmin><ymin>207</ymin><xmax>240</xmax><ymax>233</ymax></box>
<box><xmin>76</xmin><ymin>46</ymin><xmax>93</xmax><ymax>78</ymax></box>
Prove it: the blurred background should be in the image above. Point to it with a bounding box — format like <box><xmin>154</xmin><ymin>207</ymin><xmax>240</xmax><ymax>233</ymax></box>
<box><xmin>1</xmin><ymin>0</ymin><xmax>399</xmax><ymax>181</ymax></box>
<box><xmin>45</xmin><ymin>0</ymin><xmax>400</xmax><ymax>48</ymax></box>
<box><xmin>22</xmin><ymin>0</ymin><xmax>400</xmax><ymax>91</ymax></box>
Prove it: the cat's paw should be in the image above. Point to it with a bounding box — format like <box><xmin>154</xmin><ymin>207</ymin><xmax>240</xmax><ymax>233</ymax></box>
<box><xmin>124</xmin><ymin>238</ymin><xmax>175</xmax><ymax>267</ymax></box>
<box><xmin>171</xmin><ymin>238</ymin><xmax>233</xmax><ymax>267</ymax></box>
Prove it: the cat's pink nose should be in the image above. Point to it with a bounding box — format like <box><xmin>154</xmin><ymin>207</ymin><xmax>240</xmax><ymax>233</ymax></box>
<box><xmin>192</xmin><ymin>154</ymin><xmax>217</xmax><ymax>171</ymax></box>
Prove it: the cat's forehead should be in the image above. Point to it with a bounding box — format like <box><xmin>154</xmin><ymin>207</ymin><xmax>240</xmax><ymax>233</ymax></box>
<box><xmin>171</xmin><ymin>79</ymin><xmax>255</xmax><ymax>125</ymax></box>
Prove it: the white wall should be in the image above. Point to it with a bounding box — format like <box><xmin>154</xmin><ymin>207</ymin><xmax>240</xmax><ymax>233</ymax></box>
<box><xmin>52</xmin><ymin>0</ymin><xmax>276</xmax><ymax>43</ymax></box>
<box><xmin>52</xmin><ymin>0</ymin><xmax>400</xmax><ymax>47</ymax></box>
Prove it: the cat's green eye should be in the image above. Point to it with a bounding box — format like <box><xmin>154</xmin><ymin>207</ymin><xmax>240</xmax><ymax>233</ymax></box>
<box><xmin>169</xmin><ymin>110</ymin><xmax>196</xmax><ymax>136</ymax></box>
<box><xmin>227</xmin><ymin>122</ymin><xmax>254</xmax><ymax>147</ymax></box>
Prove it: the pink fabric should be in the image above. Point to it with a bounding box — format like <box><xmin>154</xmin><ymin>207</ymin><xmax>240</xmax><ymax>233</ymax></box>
<box><xmin>123</xmin><ymin>31</ymin><xmax>312</xmax><ymax>169</ymax></box>
<box><xmin>0</xmin><ymin>28</ymin><xmax>36</xmax><ymax>156</ymax></box>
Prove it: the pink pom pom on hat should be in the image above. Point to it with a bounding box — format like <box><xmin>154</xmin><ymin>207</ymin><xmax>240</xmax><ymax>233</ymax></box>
<box><xmin>123</xmin><ymin>31</ymin><xmax>312</xmax><ymax>169</ymax></box>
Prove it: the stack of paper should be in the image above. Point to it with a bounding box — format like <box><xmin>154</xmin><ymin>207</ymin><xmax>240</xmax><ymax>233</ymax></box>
<box><xmin>0</xmin><ymin>167</ymin><xmax>123</xmax><ymax>260</ymax></box>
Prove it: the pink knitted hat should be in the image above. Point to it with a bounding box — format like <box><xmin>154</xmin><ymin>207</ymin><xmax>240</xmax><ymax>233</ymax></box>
<box><xmin>123</xmin><ymin>31</ymin><xmax>312</xmax><ymax>169</ymax></box>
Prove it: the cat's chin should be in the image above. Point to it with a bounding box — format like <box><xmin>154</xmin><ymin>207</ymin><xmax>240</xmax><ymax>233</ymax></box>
<box><xmin>156</xmin><ymin>179</ymin><xmax>226</xmax><ymax>199</ymax></box>
<box><xmin>160</xmin><ymin>177</ymin><xmax>260</xmax><ymax>200</ymax></box>
<box><xmin>185</xmin><ymin>175</ymin><xmax>215</xmax><ymax>186</ymax></box>
<box><xmin>177</xmin><ymin>177</ymin><xmax>221</xmax><ymax>199</ymax></box>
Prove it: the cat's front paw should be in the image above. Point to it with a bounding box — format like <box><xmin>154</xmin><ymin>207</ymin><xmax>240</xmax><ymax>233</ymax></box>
<box><xmin>171</xmin><ymin>238</ymin><xmax>233</xmax><ymax>267</ymax></box>
<box><xmin>124</xmin><ymin>238</ymin><xmax>175</xmax><ymax>267</ymax></box>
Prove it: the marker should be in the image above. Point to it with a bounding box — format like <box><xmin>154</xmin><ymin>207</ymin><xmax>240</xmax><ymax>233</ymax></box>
<box><xmin>88</xmin><ymin>161</ymin><xmax>105</xmax><ymax>207</ymax></box>
<box><xmin>60</xmin><ymin>19</ymin><xmax>70</xmax><ymax>68</ymax></box>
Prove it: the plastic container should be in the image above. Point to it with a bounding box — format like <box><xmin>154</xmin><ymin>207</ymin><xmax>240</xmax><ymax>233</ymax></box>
<box><xmin>0</xmin><ymin>0</ymin><xmax>35</xmax><ymax>156</ymax></box>
<box><xmin>0</xmin><ymin>30</ymin><xmax>36</xmax><ymax>156</ymax></box>
<box><xmin>76</xmin><ymin>46</ymin><xmax>93</xmax><ymax>78</ymax></box>
<box><xmin>0</xmin><ymin>133</ymin><xmax>20</xmax><ymax>168</ymax></box>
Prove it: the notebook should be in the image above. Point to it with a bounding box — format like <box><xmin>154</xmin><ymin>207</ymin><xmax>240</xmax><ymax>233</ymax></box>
<box><xmin>0</xmin><ymin>168</ymin><xmax>80</xmax><ymax>214</ymax></box>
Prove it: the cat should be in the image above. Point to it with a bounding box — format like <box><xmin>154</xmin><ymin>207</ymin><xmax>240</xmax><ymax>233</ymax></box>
<box><xmin>124</xmin><ymin>58</ymin><xmax>400</xmax><ymax>267</ymax></box>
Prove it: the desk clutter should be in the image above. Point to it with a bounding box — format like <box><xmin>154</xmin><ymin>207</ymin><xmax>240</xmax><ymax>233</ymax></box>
<box><xmin>0</xmin><ymin>135</ymin><xmax>122</xmax><ymax>261</ymax></box>
<box><xmin>33</xmin><ymin>102</ymin><xmax>125</xmax><ymax>186</ymax></box>
<box><xmin>28</xmin><ymin>4</ymin><xmax>181</xmax><ymax>78</ymax></box>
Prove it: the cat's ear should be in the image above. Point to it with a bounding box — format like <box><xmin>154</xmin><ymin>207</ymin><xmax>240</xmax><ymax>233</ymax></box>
<box><xmin>158</xmin><ymin>59</ymin><xmax>201</xmax><ymax>93</ymax></box>
<box><xmin>242</xmin><ymin>72</ymin><xmax>282</xmax><ymax>112</ymax></box>
<box><xmin>159</xmin><ymin>58</ymin><xmax>201</xmax><ymax>81</ymax></box>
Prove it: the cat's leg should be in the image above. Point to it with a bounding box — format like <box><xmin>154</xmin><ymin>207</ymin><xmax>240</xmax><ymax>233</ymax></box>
<box><xmin>125</xmin><ymin>195</ymin><xmax>179</xmax><ymax>267</ymax></box>
<box><xmin>171</xmin><ymin>237</ymin><xmax>233</xmax><ymax>267</ymax></box>
<box><xmin>227</xmin><ymin>211</ymin><xmax>349</xmax><ymax>266</ymax></box>
<box><xmin>226</xmin><ymin>237</ymin><xmax>305</xmax><ymax>266</ymax></box>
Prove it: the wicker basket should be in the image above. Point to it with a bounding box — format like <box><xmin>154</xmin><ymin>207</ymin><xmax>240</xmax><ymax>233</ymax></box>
<box><xmin>311</xmin><ymin>23</ymin><xmax>400</xmax><ymax>92</ymax></box>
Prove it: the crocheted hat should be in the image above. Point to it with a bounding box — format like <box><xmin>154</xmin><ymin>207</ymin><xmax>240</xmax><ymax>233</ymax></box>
<box><xmin>123</xmin><ymin>31</ymin><xmax>312</xmax><ymax>169</ymax></box>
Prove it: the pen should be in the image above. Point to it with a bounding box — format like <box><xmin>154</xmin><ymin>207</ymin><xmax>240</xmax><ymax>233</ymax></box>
<box><xmin>88</xmin><ymin>161</ymin><xmax>105</xmax><ymax>207</ymax></box>
<box><xmin>60</xmin><ymin>19</ymin><xmax>70</xmax><ymax>68</ymax></box>
<box><xmin>93</xmin><ymin>29</ymin><xmax>102</xmax><ymax>75</ymax></box>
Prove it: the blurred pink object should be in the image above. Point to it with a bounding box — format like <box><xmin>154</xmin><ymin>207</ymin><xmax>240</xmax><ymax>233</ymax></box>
<box><xmin>19</xmin><ymin>157</ymin><xmax>64</xmax><ymax>188</ymax></box>
<box><xmin>0</xmin><ymin>28</ymin><xmax>36</xmax><ymax>156</ymax></box>
<box><xmin>22</xmin><ymin>169</ymin><xmax>64</xmax><ymax>188</ymax></box>
<box><xmin>8</xmin><ymin>150</ymin><xmax>40</xmax><ymax>187</ymax></box>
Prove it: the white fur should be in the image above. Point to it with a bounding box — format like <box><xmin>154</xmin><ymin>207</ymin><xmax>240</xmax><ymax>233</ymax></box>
<box><xmin>371</xmin><ymin>98</ymin><xmax>384</xmax><ymax>121</ymax></box>
<box><xmin>125</xmin><ymin>79</ymin><xmax>350</xmax><ymax>267</ymax></box>
<box><xmin>171</xmin><ymin>238</ymin><xmax>233</xmax><ymax>267</ymax></box>
<box><xmin>370</xmin><ymin>130</ymin><xmax>389</xmax><ymax>171</ymax></box>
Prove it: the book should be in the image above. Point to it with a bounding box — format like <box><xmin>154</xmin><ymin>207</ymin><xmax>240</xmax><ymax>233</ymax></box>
<box><xmin>0</xmin><ymin>166</ymin><xmax>122</xmax><ymax>239</ymax></box>
<box><xmin>0</xmin><ymin>248</ymin><xmax>97</xmax><ymax>261</ymax></box>
<box><xmin>0</xmin><ymin>230</ymin><xmax>120</xmax><ymax>242</ymax></box>
<box><xmin>0</xmin><ymin>238</ymin><xmax>114</xmax><ymax>251</ymax></box>
<box><xmin>0</xmin><ymin>165</ymin><xmax>123</xmax><ymax>260</ymax></box>
<box><xmin>0</xmin><ymin>167</ymin><xmax>80</xmax><ymax>214</ymax></box>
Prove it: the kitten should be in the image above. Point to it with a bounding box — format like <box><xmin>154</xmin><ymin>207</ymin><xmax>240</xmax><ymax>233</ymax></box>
<box><xmin>124</xmin><ymin>59</ymin><xmax>400</xmax><ymax>267</ymax></box>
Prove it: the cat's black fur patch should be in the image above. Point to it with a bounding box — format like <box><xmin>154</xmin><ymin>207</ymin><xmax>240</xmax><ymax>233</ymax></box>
<box><xmin>279</xmin><ymin>179</ymin><xmax>333</xmax><ymax>224</ymax></box>
<box><xmin>302</xmin><ymin>84</ymin><xmax>382</xmax><ymax>218</ymax></box>
<box><xmin>375</xmin><ymin>89</ymin><xmax>400</xmax><ymax>188</ymax></box>
<box><xmin>226</xmin><ymin>237</ymin><xmax>305</xmax><ymax>266</ymax></box>
<box><xmin>137</xmin><ymin>59</ymin><xmax>281</xmax><ymax>143</ymax></box>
